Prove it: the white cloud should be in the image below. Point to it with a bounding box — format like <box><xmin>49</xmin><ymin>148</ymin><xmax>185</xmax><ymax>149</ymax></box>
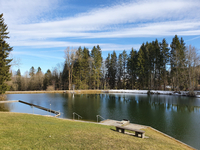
<box><xmin>11</xmin><ymin>51</ymin><xmax>64</xmax><ymax>60</ymax></box>
<box><xmin>0</xmin><ymin>0</ymin><xmax>59</xmax><ymax>24</ymax></box>
<box><xmin>2</xmin><ymin>0</ymin><xmax>200</xmax><ymax>48</ymax></box>
<box><xmin>9</xmin><ymin>40</ymin><xmax>140</xmax><ymax>51</ymax></box>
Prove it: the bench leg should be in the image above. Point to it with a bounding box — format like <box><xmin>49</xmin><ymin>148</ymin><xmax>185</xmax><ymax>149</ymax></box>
<box><xmin>141</xmin><ymin>133</ymin><xmax>145</xmax><ymax>138</ymax></box>
<box><xmin>121</xmin><ymin>129</ymin><xmax>125</xmax><ymax>133</ymax></box>
<box><xmin>116</xmin><ymin>127</ymin><xmax>125</xmax><ymax>133</ymax></box>
<box><xmin>136</xmin><ymin>132</ymin><xmax>145</xmax><ymax>138</ymax></box>
<box><xmin>135</xmin><ymin>132</ymin><xmax>138</xmax><ymax>137</ymax></box>
<box><xmin>116</xmin><ymin>127</ymin><xmax>120</xmax><ymax>132</ymax></box>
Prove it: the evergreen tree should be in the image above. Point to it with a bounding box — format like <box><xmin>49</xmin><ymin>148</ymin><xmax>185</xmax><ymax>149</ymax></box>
<box><xmin>146</xmin><ymin>42</ymin><xmax>154</xmax><ymax>90</ymax></box>
<box><xmin>36</xmin><ymin>67</ymin><xmax>43</xmax><ymax>90</ymax></box>
<box><xmin>16</xmin><ymin>69</ymin><xmax>21</xmax><ymax>91</ymax></box>
<box><xmin>160</xmin><ymin>39</ymin><xmax>170</xmax><ymax>90</ymax></box>
<box><xmin>109</xmin><ymin>51</ymin><xmax>117</xmax><ymax>89</ymax></box>
<box><xmin>117</xmin><ymin>53</ymin><xmax>123</xmax><ymax>89</ymax></box>
<box><xmin>137</xmin><ymin>43</ymin><xmax>147</xmax><ymax>89</ymax></box>
<box><xmin>127</xmin><ymin>48</ymin><xmax>138</xmax><ymax>89</ymax></box>
<box><xmin>105</xmin><ymin>53</ymin><xmax>111</xmax><ymax>89</ymax></box>
<box><xmin>152</xmin><ymin>39</ymin><xmax>161</xmax><ymax>89</ymax></box>
<box><xmin>29</xmin><ymin>66</ymin><xmax>35</xmax><ymax>77</ymax></box>
<box><xmin>81</xmin><ymin>47</ymin><xmax>90</xmax><ymax>89</ymax></box>
<box><xmin>73</xmin><ymin>47</ymin><xmax>82</xmax><ymax>89</ymax></box>
<box><xmin>37</xmin><ymin>67</ymin><xmax>42</xmax><ymax>74</ymax></box>
<box><xmin>0</xmin><ymin>13</ymin><xmax>13</xmax><ymax>94</ymax></box>
<box><xmin>170</xmin><ymin>35</ymin><xmax>186</xmax><ymax>90</ymax></box>
<box><xmin>91</xmin><ymin>45</ymin><xmax>102</xmax><ymax>89</ymax></box>
<box><xmin>28</xmin><ymin>66</ymin><xmax>36</xmax><ymax>90</ymax></box>
<box><xmin>122</xmin><ymin>50</ymin><xmax>127</xmax><ymax>89</ymax></box>
<box><xmin>62</xmin><ymin>63</ymin><xmax>69</xmax><ymax>89</ymax></box>
<box><xmin>43</xmin><ymin>69</ymin><xmax>52</xmax><ymax>90</ymax></box>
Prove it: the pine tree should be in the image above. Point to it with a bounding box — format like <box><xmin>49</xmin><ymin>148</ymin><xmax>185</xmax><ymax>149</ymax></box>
<box><xmin>153</xmin><ymin>39</ymin><xmax>161</xmax><ymax>89</ymax></box>
<box><xmin>117</xmin><ymin>53</ymin><xmax>123</xmax><ymax>89</ymax></box>
<box><xmin>62</xmin><ymin>63</ymin><xmax>69</xmax><ymax>90</ymax></box>
<box><xmin>122</xmin><ymin>50</ymin><xmax>127</xmax><ymax>89</ymax></box>
<box><xmin>16</xmin><ymin>69</ymin><xmax>21</xmax><ymax>91</ymax></box>
<box><xmin>29</xmin><ymin>66</ymin><xmax>35</xmax><ymax>77</ymax></box>
<box><xmin>91</xmin><ymin>45</ymin><xmax>102</xmax><ymax>89</ymax></box>
<box><xmin>73</xmin><ymin>47</ymin><xmax>82</xmax><ymax>89</ymax></box>
<box><xmin>137</xmin><ymin>43</ymin><xmax>147</xmax><ymax>89</ymax></box>
<box><xmin>110</xmin><ymin>51</ymin><xmax>117</xmax><ymax>89</ymax></box>
<box><xmin>36</xmin><ymin>67</ymin><xmax>43</xmax><ymax>90</ymax></box>
<box><xmin>37</xmin><ymin>67</ymin><xmax>42</xmax><ymax>74</ymax></box>
<box><xmin>146</xmin><ymin>42</ymin><xmax>154</xmax><ymax>90</ymax></box>
<box><xmin>105</xmin><ymin>51</ymin><xmax>117</xmax><ymax>89</ymax></box>
<box><xmin>28</xmin><ymin>66</ymin><xmax>36</xmax><ymax>90</ymax></box>
<box><xmin>0</xmin><ymin>13</ymin><xmax>13</xmax><ymax>94</ymax></box>
<box><xmin>81</xmin><ymin>47</ymin><xmax>90</xmax><ymax>89</ymax></box>
<box><xmin>43</xmin><ymin>69</ymin><xmax>52</xmax><ymax>90</ymax></box>
<box><xmin>105</xmin><ymin>53</ymin><xmax>111</xmax><ymax>89</ymax></box>
<box><xmin>170</xmin><ymin>35</ymin><xmax>186</xmax><ymax>91</ymax></box>
<box><xmin>160</xmin><ymin>38</ymin><xmax>170</xmax><ymax>90</ymax></box>
<box><xmin>127</xmin><ymin>48</ymin><xmax>138</xmax><ymax>89</ymax></box>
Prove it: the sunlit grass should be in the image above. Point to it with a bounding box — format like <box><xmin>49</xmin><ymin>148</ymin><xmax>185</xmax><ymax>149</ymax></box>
<box><xmin>0</xmin><ymin>112</ymin><xmax>193</xmax><ymax>150</ymax></box>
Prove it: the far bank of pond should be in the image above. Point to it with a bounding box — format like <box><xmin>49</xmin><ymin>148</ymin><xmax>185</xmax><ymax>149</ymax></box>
<box><xmin>2</xmin><ymin>93</ymin><xmax>200</xmax><ymax>149</ymax></box>
<box><xmin>6</xmin><ymin>89</ymin><xmax>200</xmax><ymax>97</ymax></box>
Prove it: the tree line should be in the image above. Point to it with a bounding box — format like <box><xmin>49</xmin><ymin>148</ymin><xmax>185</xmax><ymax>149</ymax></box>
<box><xmin>8</xmin><ymin>35</ymin><xmax>200</xmax><ymax>92</ymax></box>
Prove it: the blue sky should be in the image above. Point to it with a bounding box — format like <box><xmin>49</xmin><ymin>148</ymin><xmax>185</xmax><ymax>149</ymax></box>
<box><xmin>1</xmin><ymin>0</ymin><xmax>200</xmax><ymax>75</ymax></box>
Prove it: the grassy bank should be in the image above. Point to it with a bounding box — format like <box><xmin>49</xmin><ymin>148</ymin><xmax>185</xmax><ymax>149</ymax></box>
<box><xmin>0</xmin><ymin>112</ymin><xmax>193</xmax><ymax>150</ymax></box>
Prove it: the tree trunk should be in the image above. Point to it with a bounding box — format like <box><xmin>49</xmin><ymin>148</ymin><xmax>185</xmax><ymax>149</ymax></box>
<box><xmin>68</xmin><ymin>69</ymin><xmax>71</xmax><ymax>90</ymax></box>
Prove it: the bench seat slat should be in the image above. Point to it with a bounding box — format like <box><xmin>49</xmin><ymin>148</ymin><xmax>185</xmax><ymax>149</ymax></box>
<box><xmin>115</xmin><ymin>126</ymin><xmax>145</xmax><ymax>133</ymax></box>
<box><xmin>115</xmin><ymin>126</ymin><xmax>145</xmax><ymax>138</ymax></box>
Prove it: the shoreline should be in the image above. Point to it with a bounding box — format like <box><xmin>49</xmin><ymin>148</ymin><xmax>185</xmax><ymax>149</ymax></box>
<box><xmin>5</xmin><ymin>89</ymin><xmax>200</xmax><ymax>97</ymax></box>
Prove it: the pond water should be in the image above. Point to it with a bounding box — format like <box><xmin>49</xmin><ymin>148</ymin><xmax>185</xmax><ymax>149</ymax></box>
<box><xmin>2</xmin><ymin>93</ymin><xmax>200</xmax><ymax>149</ymax></box>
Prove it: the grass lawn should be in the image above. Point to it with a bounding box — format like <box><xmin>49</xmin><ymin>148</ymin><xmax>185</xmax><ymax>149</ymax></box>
<box><xmin>0</xmin><ymin>112</ymin><xmax>193</xmax><ymax>150</ymax></box>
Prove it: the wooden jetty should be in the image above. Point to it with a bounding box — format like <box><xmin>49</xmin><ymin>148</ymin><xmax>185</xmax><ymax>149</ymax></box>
<box><xmin>18</xmin><ymin>100</ymin><xmax>60</xmax><ymax>116</ymax></box>
<box><xmin>0</xmin><ymin>100</ymin><xmax>60</xmax><ymax>117</ymax></box>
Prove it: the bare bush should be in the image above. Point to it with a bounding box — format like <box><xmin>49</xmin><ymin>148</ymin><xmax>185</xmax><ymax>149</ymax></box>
<box><xmin>46</xmin><ymin>85</ymin><xmax>54</xmax><ymax>91</ymax></box>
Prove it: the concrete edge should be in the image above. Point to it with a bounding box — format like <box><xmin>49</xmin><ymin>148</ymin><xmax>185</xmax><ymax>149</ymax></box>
<box><xmin>147</xmin><ymin>126</ymin><xmax>196</xmax><ymax>150</ymax></box>
<box><xmin>68</xmin><ymin>118</ymin><xmax>196</xmax><ymax>149</ymax></box>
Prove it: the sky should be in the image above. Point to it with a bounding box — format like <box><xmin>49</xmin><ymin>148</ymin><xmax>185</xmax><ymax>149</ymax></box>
<box><xmin>1</xmin><ymin>0</ymin><xmax>200</xmax><ymax>75</ymax></box>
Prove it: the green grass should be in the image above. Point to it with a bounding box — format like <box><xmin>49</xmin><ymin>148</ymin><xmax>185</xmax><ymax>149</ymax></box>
<box><xmin>0</xmin><ymin>112</ymin><xmax>193</xmax><ymax>150</ymax></box>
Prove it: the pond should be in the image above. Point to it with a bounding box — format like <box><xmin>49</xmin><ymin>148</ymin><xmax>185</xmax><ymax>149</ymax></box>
<box><xmin>2</xmin><ymin>93</ymin><xmax>200</xmax><ymax>149</ymax></box>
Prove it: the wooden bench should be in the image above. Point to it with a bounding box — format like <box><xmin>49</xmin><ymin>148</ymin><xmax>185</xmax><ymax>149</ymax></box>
<box><xmin>115</xmin><ymin>126</ymin><xmax>145</xmax><ymax>138</ymax></box>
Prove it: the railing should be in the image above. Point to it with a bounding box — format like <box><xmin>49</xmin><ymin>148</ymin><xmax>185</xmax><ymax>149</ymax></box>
<box><xmin>73</xmin><ymin>112</ymin><xmax>82</xmax><ymax>120</ymax></box>
<box><xmin>96</xmin><ymin>115</ymin><xmax>106</xmax><ymax>123</ymax></box>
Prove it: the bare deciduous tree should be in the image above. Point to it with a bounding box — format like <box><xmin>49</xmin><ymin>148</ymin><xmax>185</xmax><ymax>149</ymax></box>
<box><xmin>186</xmin><ymin>45</ymin><xmax>200</xmax><ymax>94</ymax></box>
<box><xmin>64</xmin><ymin>47</ymin><xmax>77</xmax><ymax>90</ymax></box>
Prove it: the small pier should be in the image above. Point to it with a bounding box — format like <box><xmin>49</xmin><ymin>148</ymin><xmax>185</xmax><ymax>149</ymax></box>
<box><xmin>0</xmin><ymin>100</ymin><xmax>60</xmax><ymax>117</ymax></box>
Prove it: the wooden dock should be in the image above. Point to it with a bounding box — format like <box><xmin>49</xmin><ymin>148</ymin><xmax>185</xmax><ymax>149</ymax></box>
<box><xmin>0</xmin><ymin>100</ymin><xmax>60</xmax><ymax>117</ymax></box>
